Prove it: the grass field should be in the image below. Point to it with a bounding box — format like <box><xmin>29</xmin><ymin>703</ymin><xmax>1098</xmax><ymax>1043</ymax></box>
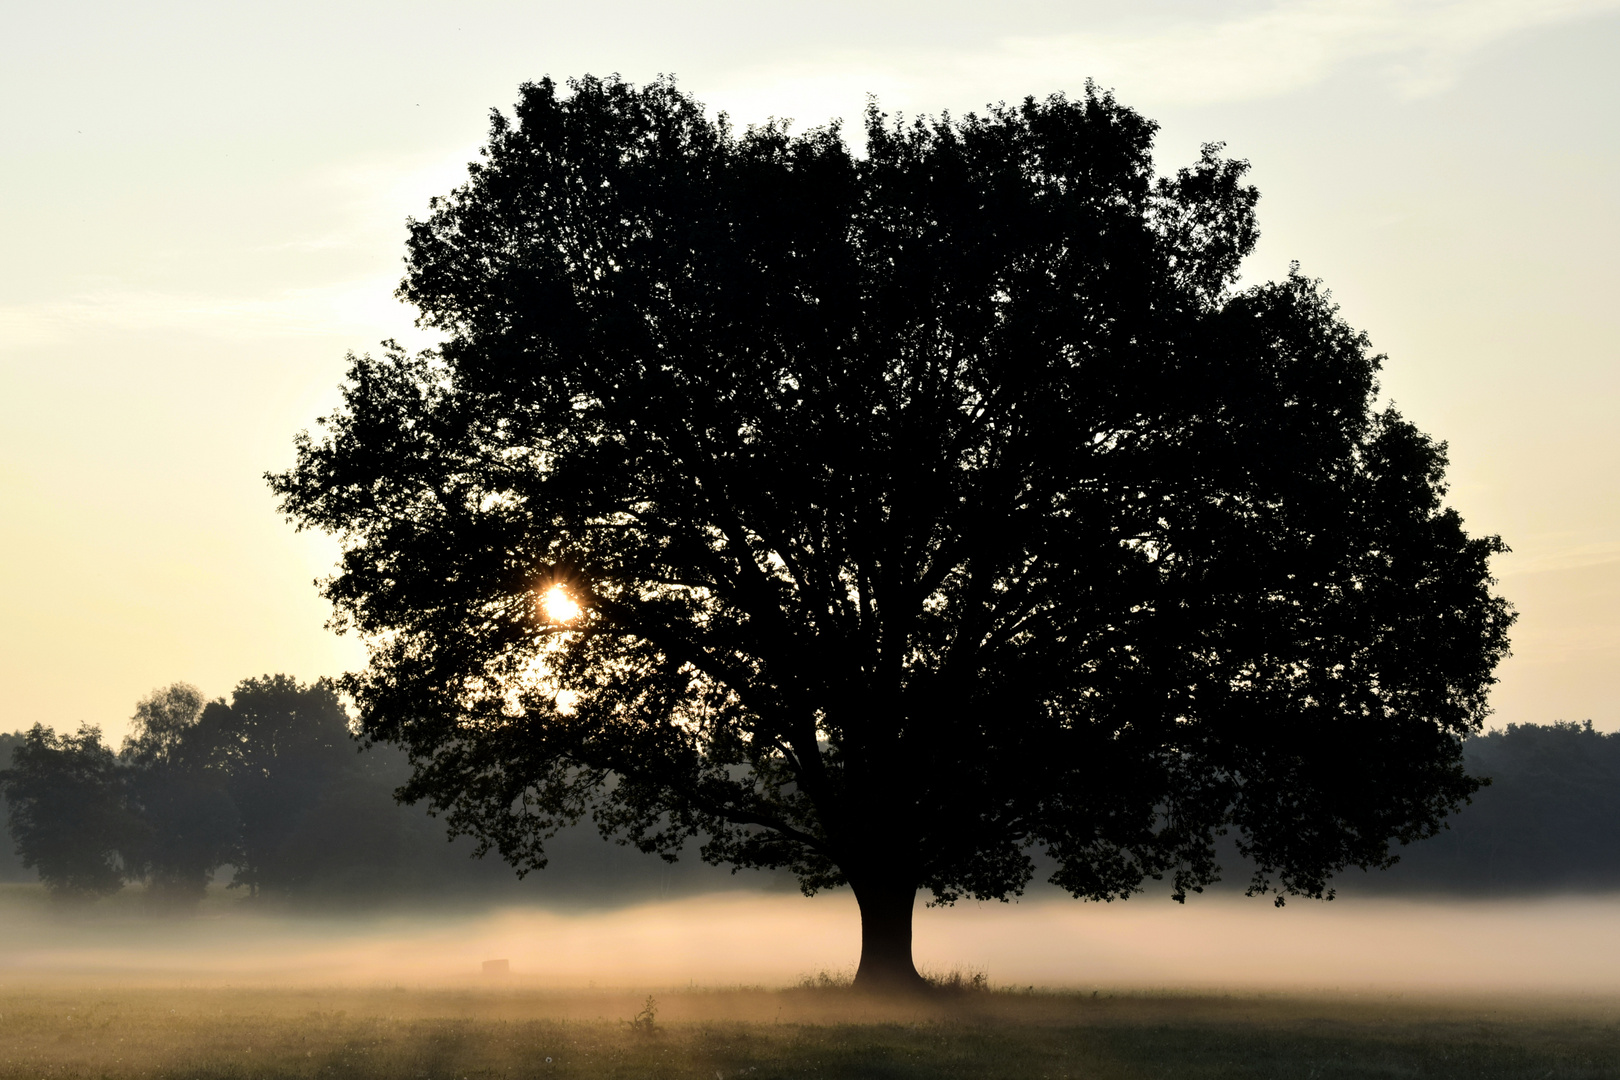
<box><xmin>3</xmin><ymin>984</ymin><xmax>1620</xmax><ymax>1079</ymax></box>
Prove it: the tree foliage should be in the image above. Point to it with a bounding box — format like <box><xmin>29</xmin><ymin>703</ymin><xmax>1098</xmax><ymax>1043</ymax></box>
<box><xmin>4</xmin><ymin>675</ymin><xmax>762</xmax><ymax>905</ymax></box>
<box><xmin>118</xmin><ymin>683</ymin><xmax>239</xmax><ymax>902</ymax></box>
<box><xmin>2</xmin><ymin>677</ymin><xmax>415</xmax><ymax>904</ymax></box>
<box><xmin>0</xmin><ymin>730</ymin><xmax>26</xmax><ymax>882</ymax></box>
<box><xmin>195</xmin><ymin>674</ymin><xmax>396</xmax><ymax>894</ymax></box>
<box><xmin>0</xmin><ymin>725</ymin><xmax>137</xmax><ymax>900</ymax></box>
<box><xmin>270</xmin><ymin>76</ymin><xmax>1512</xmax><ymax>982</ymax></box>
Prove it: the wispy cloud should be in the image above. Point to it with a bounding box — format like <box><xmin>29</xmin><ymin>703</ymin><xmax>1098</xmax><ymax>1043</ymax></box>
<box><xmin>1008</xmin><ymin>0</ymin><xmax>1620</xmax><ymax>102</ymax></box>
<box><xmin>705</xmin><ymin>0</ymin><xmax>1620</xmax><ymax>124</ymax></box>
<box><xmin>0</xmin><ymin>278</ymin><xmax>436</xmax><ymax>352</ymax></box>
<box><xmin>1499</xmin><ymin>539</ymin><xmax>1620</xmax><ymax>576</ymax></box>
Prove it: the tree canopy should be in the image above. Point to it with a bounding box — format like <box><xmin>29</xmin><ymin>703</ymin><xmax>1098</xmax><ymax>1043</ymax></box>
<box><xmin>1</xmin><ymin>724</ymin><xmax>135</xmax><ymax>901</ymax></box>
<box><xmin>270</xmin><ymin>75</ymin><xmax>1513</xmax><ymax>987</ymax></box>
<box><xmin>119</xmin><ymin>683</ymin><xmax>239</xmax><ymax>902</ymax></box>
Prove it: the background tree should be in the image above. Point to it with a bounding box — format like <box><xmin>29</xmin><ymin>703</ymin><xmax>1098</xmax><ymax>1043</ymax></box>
<box><xmin>1369</xmin><ymin>721</ymin><xmax>1620</xmax><ymax>894</ymax></box>
<box><xmin>0</xmin><ymin>725</ymin><xmax>139</xmax><ymax>901</ymax></box>
<box><xmin>271</xmin><ymin>75</ymin><xmax>1514</xmax><ymax>987</ymax></box>
<box><xmin>0</xmin><ymin>730</ymin><xmax>30</xmax><ymax>882</ymax></box>
<box><xmin>197</xmin><ymin>674</ymin><xmax>403</xmax><ymax>895</ymax></box>
<box><xmin>0</xmin><ymin>681</ymin><xmax>787</xmax><ymax>906</ymax></box>
<box><xmin>119</xmin><ymin>683</ymin><xmax>240</xmax><ymax>905</ymax></box>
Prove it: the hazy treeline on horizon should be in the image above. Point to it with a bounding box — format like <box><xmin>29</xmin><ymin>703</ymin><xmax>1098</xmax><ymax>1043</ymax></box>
<box><xmin>0</xmin><ymin>676</ymin><xmax>789</xmax><ymax>908</ymax></box>
<box><xmin>2</xmin><ymin>676</ymin><xmax>1618</xmax><ymax>909</ymax></box>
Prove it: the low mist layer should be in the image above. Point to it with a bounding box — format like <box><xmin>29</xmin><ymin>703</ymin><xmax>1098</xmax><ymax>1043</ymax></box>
<box><xmin>5</xmin><ymin>888</ymin><xmax>1620</xmax><ymax>994</ymax></box>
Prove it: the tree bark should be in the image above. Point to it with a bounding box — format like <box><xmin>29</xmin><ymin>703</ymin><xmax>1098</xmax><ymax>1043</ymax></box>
<box><xmin>851</xmin><ymin>876</ymin><xmax>927</xmax><ymax>991</ymax></box>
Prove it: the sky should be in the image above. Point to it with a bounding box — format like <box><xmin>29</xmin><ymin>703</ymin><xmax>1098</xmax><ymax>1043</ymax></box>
<box><xmin>2</xmin><ymin>0</ymin><xmax>1617</xmax><ymax>742</ymax></box>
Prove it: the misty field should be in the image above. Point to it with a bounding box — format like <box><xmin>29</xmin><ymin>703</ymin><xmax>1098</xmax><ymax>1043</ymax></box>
<box><xmin>3</xmin><ymin>985</ymin><xmax>1620</xmax><ymax>1080</ymax></box>
<box><xmin>9</xmin><ymin>888</ymin><xmax>1620</xmax><ymax>1077</ymax></box>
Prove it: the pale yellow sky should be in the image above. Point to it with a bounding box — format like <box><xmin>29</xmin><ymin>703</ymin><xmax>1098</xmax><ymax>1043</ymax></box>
<box><xmin>2</xmin><ymin>0</ymin><xmax>1617</xmax><ymax>740</ymax></box>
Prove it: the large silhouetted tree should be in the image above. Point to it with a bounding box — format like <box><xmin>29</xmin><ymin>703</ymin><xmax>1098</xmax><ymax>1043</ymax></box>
<box><xmin>270</xmin><ymin>76</ymin><xmax>1513</xmax><ymax>988</ymax></box>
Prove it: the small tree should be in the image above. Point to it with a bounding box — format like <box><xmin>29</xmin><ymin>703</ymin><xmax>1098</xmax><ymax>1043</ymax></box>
<box><xmin>271</xmin><ymin>76</ymin><xmax>1513</xmax><ymax>987</ymax></box>
<box><xmin>0</xmin><ymin>725</ymin><xmax>138</xmax><ymax>901</ymax></box>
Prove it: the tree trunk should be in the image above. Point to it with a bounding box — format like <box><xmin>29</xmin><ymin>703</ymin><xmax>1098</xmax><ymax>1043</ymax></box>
<box><xmin>851</xmin><ymin>877</ymin><xmax>927</xmax><ymax>991</ymax></box>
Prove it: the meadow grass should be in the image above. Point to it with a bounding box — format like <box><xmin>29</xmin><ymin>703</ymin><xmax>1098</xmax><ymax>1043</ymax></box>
<box><xmin>3</xmin><ymin>984</ymin><xmax>1620</xmax><ymax>1079</ymax></box>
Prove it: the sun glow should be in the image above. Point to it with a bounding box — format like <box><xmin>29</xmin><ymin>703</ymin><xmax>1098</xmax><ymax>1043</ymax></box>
<box><xmin>541</xmin><ymin>584</ymin><xmax>583</xmax><ymax>624</ymax></box>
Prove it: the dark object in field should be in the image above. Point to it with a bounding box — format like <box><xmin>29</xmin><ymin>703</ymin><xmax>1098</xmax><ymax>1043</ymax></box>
<box><xmin>270</xmin><ymin>74</ymin><xmax>1513</xmax><ymax>988</ymax></box>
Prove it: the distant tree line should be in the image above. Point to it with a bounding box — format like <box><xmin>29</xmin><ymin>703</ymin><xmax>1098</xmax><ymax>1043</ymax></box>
<box><xmin>1367</xmin><ymin>721</ymin><xmax>1620</xmax><ymax>894</ymax></box>
<box><xmin>2</xmin><ymin>687</ymin><xmax>1617</xmax><ymax>904</ymax></box>
<box><xmin>0</xmin><ymin>676</ymin><xmax>768</xmax><ymax>906</ymax></box>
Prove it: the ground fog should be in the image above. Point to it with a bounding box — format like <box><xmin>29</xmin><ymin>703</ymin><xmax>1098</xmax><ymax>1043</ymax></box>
<box><xmin>4</xmin><ymin>888</ymin><xmax>1620</xmax><ymax>993</ymax></box>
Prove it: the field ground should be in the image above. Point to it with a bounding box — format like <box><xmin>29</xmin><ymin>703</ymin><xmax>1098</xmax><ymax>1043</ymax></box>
<box><xmin>2</xmin><ymin>985</ymin><xmax>1620</xmax><ymax>1079</ymax></box>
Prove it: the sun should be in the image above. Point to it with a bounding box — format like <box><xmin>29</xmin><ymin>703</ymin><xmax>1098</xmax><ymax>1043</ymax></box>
<box><xmin>541</xmin><ymin>584</ymin><xmax>583</xmax><ymax>624</ymax></box>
